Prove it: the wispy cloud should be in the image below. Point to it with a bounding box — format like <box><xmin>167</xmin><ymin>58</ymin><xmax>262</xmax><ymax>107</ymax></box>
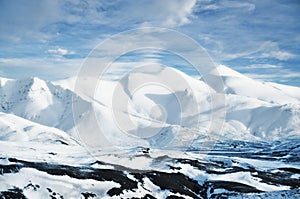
<box><xmin>0</xmin><ymin>0</ymin><xmax>197</xmax><ymax>42</ymax></box>
<box><xmin>256</xmin><ymin>41</ymin><xmax>295</xmax><ymax>61</ymax></box>
<box><xmin>189</xmin><ymin>1</ymin><xmax>299</xmax><ymax>62</ymax></box>
<box><xmin>48</xmin><ymin>47</ymin><xmax>74</xmax><ymax>56</ymax></box>
<box><xmin>219</xmin><ymin>41</ymin><xmax>295</xmax><ymax>61</ymax></box>
<box><xmin>0</xmin><ymin>0</ymin><xmax>62</xmax><ymax>42</ymax></box>
<box><xmin>235</xmin><ymin>64</ymin><xmax>282</xmax><ymax>70</ymax></box>
<box><xmin>246</xmin><ymin>72</ymin><xmax>300</xmax><ymax>84</ymax></box>
<box><xmin>0</xmin><ymin>0</ymin><xmax>299</xmax><ymax>86</ymax></box>
<box><xmin>94</xmin><ymin>0</ymin><xmax>196</xmax><ymax>27</ymax></box>
<box><xmin>0</xmin><ymin>57</ymin><xmax>83</xmax><ymax>80</ymax></box>
<box><xmin>196</xmin><ymin>1</ymin><xmax>255</xmax><ymax>12</ymax></box>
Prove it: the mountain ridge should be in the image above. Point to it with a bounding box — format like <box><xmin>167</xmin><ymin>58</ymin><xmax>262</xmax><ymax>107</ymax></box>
<box><xmin>0</xmin><ymin>65</ymin><xmax>299</xmax><ymax>148</ymax></box>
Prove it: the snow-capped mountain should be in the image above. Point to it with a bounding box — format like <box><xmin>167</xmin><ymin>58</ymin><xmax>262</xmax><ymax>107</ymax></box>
<box><xmin>1</xmin><ymin>65</ymin><xmax>300</xmax><ymax>198</ymax></box>
<box><xmin>0</xmin><ymin>112</ymin><xmax>77</xmax><ymax>145</ymax></box>
<box><xmin>0</xmin><ymin>76</ymin><xmax>90</xmax><ymax>138</ymax></box>
<box><xmin>0</xmin><ymin>65</ymin><xmax>299</xmax><ymax>146</ymax></box>
<box><xmin>216</xmin><ymin>65</ymin><xmax>300</xmax><ymax>140</ymax></box>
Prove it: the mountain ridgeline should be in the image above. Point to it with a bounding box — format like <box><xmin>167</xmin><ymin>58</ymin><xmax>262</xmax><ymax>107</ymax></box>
<box><xmin>0</xmin><ymin>65</ymin><xmax>299</xmax><ymax>146</ymax></box>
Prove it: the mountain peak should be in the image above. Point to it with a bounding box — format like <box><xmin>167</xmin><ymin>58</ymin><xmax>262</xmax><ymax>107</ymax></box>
<box><xmin>1</xmin><ymin>65</ymin><xmax>299</xmax><ymax>143</ymax></box>
<box><xmin>216</xmin><ymin>65</ymin><xmax>247</xmax><ymax>78</ymax></box>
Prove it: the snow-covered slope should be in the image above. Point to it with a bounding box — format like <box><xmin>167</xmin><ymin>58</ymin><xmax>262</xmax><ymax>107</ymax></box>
<box><xmin>0</xmin><ymin>77</ymin><xmax>64</xmax><ymax>126</ymax></box>
<box><xmin>0</xmin><ymin>112</ymin><xmax>77</xmax><ymax>145</ymax></box>
<box><xmin>0</xmin><ymin>77</ymin><xmax>90</xmax><ymax>136</ymax></box>
<box><xmin>55</xmin><ymin>65</ymin><xmax>300</xmax><ymax>142</ymax></box>
<box><xmin>0</xmin><ymin>65</ymin><xmax>299</xmax><ymax>148</ymax></box>
<box><xmin>217</xmin><ymin>65</ymin><xmax>300</xmax><ymax>104</ymax></box>
<box><xmin>215</xmin><ymin>65</ymin><xmax>300</xmax><ymax>140</ymax></box>
<box><xmin>1</xmin><ymin>65</ymin><xmax>300</xmax><ymax>198</ymax></box>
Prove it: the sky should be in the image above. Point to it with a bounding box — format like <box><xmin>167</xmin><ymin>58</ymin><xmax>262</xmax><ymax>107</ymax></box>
<box><xmin>0</xmin><ymin>0</ymin><xmax>299</xmax><ymax>86</ymax></box>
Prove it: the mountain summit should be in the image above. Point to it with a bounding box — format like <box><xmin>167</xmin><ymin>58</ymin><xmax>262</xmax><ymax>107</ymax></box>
<box><xmin>0</xmin><ymin>65</ymin><xmax>299</xmax><ymax>148</ymax></box>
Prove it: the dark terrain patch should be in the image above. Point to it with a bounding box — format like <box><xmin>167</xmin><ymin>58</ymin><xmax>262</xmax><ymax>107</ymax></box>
<box><xmin>81</xmin><ymin>192</ymin><xmax>96</xmax><ymax>198</ymax></box>
<box><xmin>0</xmin><ymin>187</ymin><xmax>27</xmax><ymax>199</ymax></box>
<box><xmin>1</xmin><ymin>140</ymin><xmax>300</xmax><ymax>198</ymax></box>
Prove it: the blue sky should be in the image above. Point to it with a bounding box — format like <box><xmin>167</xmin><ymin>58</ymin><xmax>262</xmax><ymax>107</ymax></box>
<box><xmin>0</xmin><ymin>0</ymin><xmax>299</xmax><ymax>86</ymax></box>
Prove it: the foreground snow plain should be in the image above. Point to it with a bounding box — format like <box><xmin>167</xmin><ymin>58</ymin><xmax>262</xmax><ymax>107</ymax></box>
<box><xmin>0</xmin><ymin>65</ymin><xmax>299</xmax><ymax>198</ymax></box>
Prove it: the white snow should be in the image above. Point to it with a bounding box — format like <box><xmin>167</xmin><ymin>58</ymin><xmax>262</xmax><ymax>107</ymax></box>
<box><xmin>1</xmin><ymin>64</ymin><xmax>299</xmax><ymax>198</ymax></box>
<box><xmin>209</xmin><ymin>171</ymin><xmax>290</xmax><ymax>192</ymax></box>
<box><xmin>0</xmin><ymin>65</ymin><xmax>299</xmax><ymax>149</ymax></box>
<box><xmin>0</xmin><ymin>65</ymin><xmax>299</xmax><ymax>148</ymax></box>
<box><xmin>0</xmin><ymin>112</ymin><xmax>77</xmax><ymax>145</ymax></box>
<box><xmin>0</xmin><ymin>168</ymin><xmax>119</xmax><ymax>199</ymax></box>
